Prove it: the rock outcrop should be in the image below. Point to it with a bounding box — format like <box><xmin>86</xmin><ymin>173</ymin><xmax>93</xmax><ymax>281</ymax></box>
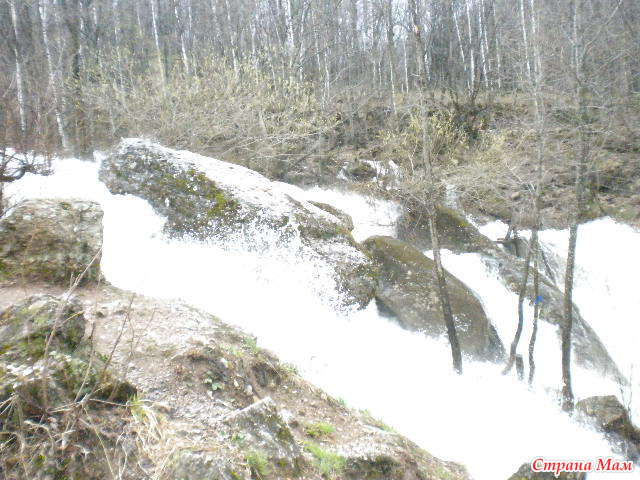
<box><xmin>507</xmin><ymin>462</ymin><xmax>587</xmax><ymax>479</ymax></box>
<box><xmin>222</xmin><ymin>397</ymin><xmax>303</xmax><ymax>476</ymax></box>
<box><xmin>363</xmin><ymin>235</ymin><xmax>504</xmax><ymax>362</ymax></box>
<box><xmin>309</xmin><ymin>200</ymin><xmax>355</xmax><ymax>232</ymax></box>
<box><xmin>99</xmin><ymin>139</ymin><xmax>377</xmax><ymax>308</ymax></box>
<box><xmin>576</xmin><ymin>395</ymin><xmax>640</xmax><ymax>462</ymax></box>
<box><xmin>397</xmin><ymin>204</ymin><xmax>495</xmax><ymax>253</ymax></box>
<box><xmin>0</xmin><ymin>199</ymin><xmax>103</xmax><ymax>284</ymax></box>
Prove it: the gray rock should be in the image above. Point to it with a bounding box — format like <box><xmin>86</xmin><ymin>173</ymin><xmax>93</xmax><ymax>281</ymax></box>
<box><xmin>166</xmin><ymin>451</ymin><xmax>243</xmax><ymax>480</ymax></box>
<box><xmin>397</xmin><ymin>204</ymin><xmax>495</xmax><ymax>253</ymax></box>
<box><xmin>222</xmin><ymin>397</ymin><xmax>304</xmax><ymax>475</ymax></box>
<box><xmin>346</xmin><ymin>160</ymin><xmax>377</xmax><ymax>181</ymax></box>
<box><xmin>0</xmin><ymin>198</ymin><xmax>103</xmax><ymax>284</ymax></box>
<box><xmin>484</xmin><ymin>249</ymin><xmax>623</xmax><ymax>382</ymax></box>
<box><xmin>362</xmin><ymin>236</ymin><xmax>504</xmax><ymax>362</ymax></box>
<box><xmin>99</xmin><ymin>139</ymin><xmax>377</xmax><ymax>308</ymax></box>
<box><xmin>309</xmin><ymin>201</ymin><xmax>354</xmax><ymax>232</ymax></box>
<box><xmin>507</xmin><ymin>462</ymin><xmax>586</xmax><ymax>479</ymax></box>
<box><xmin>576</xmin><ymin>395</ymin><xmax>640</xmax><ymax>462</ymax></box>
<box><xmin>340</xmin><ymin>432</ymin><xmax>470</xmax><ymax>480</ymax></box>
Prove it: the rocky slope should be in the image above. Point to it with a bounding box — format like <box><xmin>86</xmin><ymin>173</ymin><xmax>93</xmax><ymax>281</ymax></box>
<box><xmin>0</xmin><ymin>197</ymin><xmax>470</xmax><ymax>479</ymax></box>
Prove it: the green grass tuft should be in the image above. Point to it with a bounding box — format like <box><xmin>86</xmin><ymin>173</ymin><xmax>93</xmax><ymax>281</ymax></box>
<box><xmin>305</xmin><ymin>422</ymin><xmax>336</xmax><ymax>438</ymax></box>
<box><xmin>246</xmin><ymin>450</ymin><xmax>270</xmax><ymax>478</ymax></box>
<box><xmin>304</xmin><ymin>442</ymin><xmax>345</xmax><ymax>478</ymax></box>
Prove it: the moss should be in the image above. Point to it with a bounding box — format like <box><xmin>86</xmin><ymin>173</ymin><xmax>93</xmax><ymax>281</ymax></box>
<box><xmin>276</xmin><ymin>425</ymin><xmax>295</xmax><ymax>443</ymax></box>
<box><xmin>17</xmin><ymin>336</ymin><xmax>48</xmax><ymax>359</ymax></box>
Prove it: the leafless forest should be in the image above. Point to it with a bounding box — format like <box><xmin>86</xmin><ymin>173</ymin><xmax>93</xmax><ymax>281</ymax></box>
<box><xmin>2</xmin><ymin>0</ymin><xmax>638</xmax><ymax>160</ymax></box>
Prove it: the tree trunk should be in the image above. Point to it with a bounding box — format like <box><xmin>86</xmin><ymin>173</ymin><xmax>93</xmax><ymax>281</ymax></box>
<box><xmin>528</xmin><ymin>232</ymin><xmax>540</xmax><ymax>385</ymax></box>
<box><xmin>503</xmin><ymin>239</ymin><xmax>533</xmax><ymax>376</ymax></box>
<box><xmin>9</xmin><ymin>0</ymin><xmax>27</xmax><ymax>136</ymax></box>
<box><xmin>421</xmin><ymin>102</ymin><xmax>463</xmax><ymax>375</ymax></box>
<box><xmin>40</xmin><ymin>0</ymin><xmax>69</xmax><ymax>150</ymax></box>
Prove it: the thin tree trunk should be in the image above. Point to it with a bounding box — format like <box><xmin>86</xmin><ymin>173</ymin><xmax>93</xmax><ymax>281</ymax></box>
<box><xmin>503</xmin><ymin>240</ymin><xmax>533</xmax><ymax>375</ymax></box>
<box><xmin>40</xmin><ymin>0</ymin><xmax>69</xmax><ymax>150</ymax></box>
<box><xmin>528</xmin><ymin>232</ymin><xmax>540</xmax><ymax>385</ymax></box>
<box><xmin>465</xmin><ymin>0</ymin><xmax>476</xmax><ymax>92</ymax></box>
<box><xmin>63</xmin><ymin>0</ymin><xmax>89</xmax><ymax>157</ymax></box>
<box><xmin>174</xmin><ymin>1</ymin><xmax>190</xmax><ymax>74</ymax></box>
<box><xmin>150</xmin><ymin>0</ymin><xmax>166</xmax><ymax>88</ymax></box>
<box><xmin>519</xmin><ymin>0</ymin><xmax>532</xmax><ymax>85</ymax></box>
<box><xmin>421</xmin><ymin>102</ymin><xmax>463</xmax><ymax>375</ymax></box>
<box><xmin>9</xmin><ymin>1</ymin><xmax>27</xmax><ymax>135</ymax></box>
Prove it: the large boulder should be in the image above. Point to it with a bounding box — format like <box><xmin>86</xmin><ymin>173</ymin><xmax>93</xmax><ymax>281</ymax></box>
<box><xmin>0</xmin><ymin>295</ymin><xmax>134</xmax><ymax>418</ymax></box>
<box><xmin>395</xmin><ymin>204</ymin><xmax>622</xmax><ymax>381</ymax></box>
<box><xmin>99</xmin><ymin>139</ymin><xmax>377</xmax><ymax>308</ymax></box>
<box><xmin>576</xmin><ymin>395</ymin><xmax>640</xmax><ymax>462</ymax></box>
<box><xmin>0</xmin><ymin>198</ymin><xmax>103</xmax><ymax>284</ymax></box>
<box><xmin>486</xmin><ymin>248</ymin><xmax>622</xmax><ymax>382</ymax></box>
<box><xmin>340</xmin><ymin>432</ymin><xmax>469</xmax><ymax>480</ymax></box>
<box><xmin>362</xmin><ymin>236</ymin><xmax>504</xmax><ymax>362</ymax></box>
<box><xmin>397</xmin><ymin>204</ymin><xmax>495</xmax><ymax>253</ymax></box>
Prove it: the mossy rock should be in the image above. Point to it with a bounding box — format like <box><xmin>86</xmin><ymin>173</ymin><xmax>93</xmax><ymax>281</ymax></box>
<box><xmin>397</xmin><ymin>204</ymin><xmax>495</xmax><ymax>254</ymax></box>
<box><xmin>100</xmin><ymin>140</ymin><xmax>378</xmax><ymax>309</ymax></box>
<box><xmin>0</xmin><ymin>199</ymin><xmax>103</xmax><ymax>284</ymax></box>
<box><xmin>345</xmin><ymin>455</ymin><xmax>402</xmax><ymax>479</ymax></box>
<box><xmin>309</xmin><ymin>201</ymin><xmax>354</xmax><ymax>232</ymax></box>
<box><xmin>99</xmin><ymin>144</ymin><xmax>240</xmax><ymax>239</ymax></box>
<box><xmin>222</xmin><ymin>397</ymin><xmax>304</xmax><ymax>476</ymax></box>
<box><xmin>576</xmin><ymin>395</ymin><xmax>640</xmax><ymax>461</ymax></box>
<box><xmin>1</xmin><ymin>349</ymin><xmax>135</xmax><ymax>423</ymax></box>
<box><xmin>0</xmin><ymin>295</ymin><xmax>86</xmax><ymax>359</ymax></box>
<box><xmin>362</xmin><ymin>236</ymin><xmax>504</xmax><ymax>362</ymax></box>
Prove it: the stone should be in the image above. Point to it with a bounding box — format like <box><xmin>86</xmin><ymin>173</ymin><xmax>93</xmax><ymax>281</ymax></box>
<box><xmin>222</xmin><ymin>397</ymin><xmax>304</xmax><ymax>475</ymax></box>
<box><xmin>394</xmin><ymin>202</ymin><xmax>622</xmax><ymax>381</ymax></box>
<box><xmin>0</xmin><ymin>198</ymin><xmax>103</xmax><ymax>284</ymax></box>
<box><xmin>363</xmin><ymin>235</ymin><xmax>504</xmax><ymax>362</ymax></box>
<box><xmin>508</xmin><ymin>462</ymin><xmax>587</xmax><ymax>479</ymax></box>
<box><xmin>397</xmin><ymin>204</ymin><xmax>495</xmax><ymax>253</ymax></box>
<box><xmin>309</xmin><ymin>201</ymin><xmax>355</xmax><ymax>232</ymax></box>
<box><xmin>576</xmin><ymin>395</ymin><xmax>640</xmax><ymax>461</ymax></box>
